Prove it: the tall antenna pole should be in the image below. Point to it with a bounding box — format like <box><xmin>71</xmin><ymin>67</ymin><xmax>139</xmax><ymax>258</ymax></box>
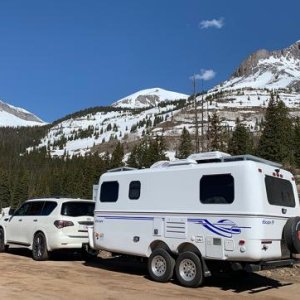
<box><xmin>201</xmin><ymin>79</ymin><xmax>204</xmax><ymax>152</ymax></box>
<box><xmin>193</xmin><ymin>75</ymin><xmax>199</xmax><ymax>153</ymax></box>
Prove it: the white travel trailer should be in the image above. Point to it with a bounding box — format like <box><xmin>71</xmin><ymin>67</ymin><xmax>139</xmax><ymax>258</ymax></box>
<box><xmin>89</xmin><ymin>152</ymin><xmax>300</xmax><ymax>287</ymax></box>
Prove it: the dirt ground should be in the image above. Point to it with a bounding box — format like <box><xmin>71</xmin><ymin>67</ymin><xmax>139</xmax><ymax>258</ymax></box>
<box><xmin>0</xmin><ymin>250</ymin><xmax>300</xmax><ymax>300</ymax></box>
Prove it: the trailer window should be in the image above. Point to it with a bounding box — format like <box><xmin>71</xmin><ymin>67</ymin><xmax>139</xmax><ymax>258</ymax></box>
<box><xmin>100</xmin><ymin>181</ymin><xmax>119</xmax><ymax>202</ymax></box>
<box><xmin>129</xmin><ymin>181</ymin><xmax>141</xmax><ymax>200</ymax></box>
<box><xmin>200</xmin><ymin>174</ymin><xmax>234</xmax><ymax>204</ymax></box>
<box><xmin>265</xmin><ymin>176</ymin><xmax>295</xmax><ymax>207</ymax></box>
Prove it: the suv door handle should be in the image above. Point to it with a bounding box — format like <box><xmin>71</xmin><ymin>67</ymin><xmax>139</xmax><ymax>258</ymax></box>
<box><xmin>33</xmin><ymin>219</ymin><xmax>38</xmax><ymax>222</ymax></box>
<box><xmin>18</xmin><ymin>219</ymin><xmax>22</xmax><ymax>222</ymax></box>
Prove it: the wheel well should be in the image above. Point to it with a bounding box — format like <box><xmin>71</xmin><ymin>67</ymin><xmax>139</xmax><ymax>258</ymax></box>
<box><xmin>177</xmin><ymin>243</ymin><xmax>201</xmax><ymax>256</ymax></box>
<box><xmin>148</xmin><ymin>240</ymin><xmax>172</xmax><ymax>256</ymax></box>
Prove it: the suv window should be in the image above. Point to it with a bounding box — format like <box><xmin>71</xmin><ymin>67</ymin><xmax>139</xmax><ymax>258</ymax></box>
<box><xmin>100</xmin><ymin>181</ymin><xmax>119</xmax><ymax>202</ymax></box>
<box><xmin>200</xmin><ymin>174</ymin><xmax>234</xmax><ymax>204</ymax></box>
<box><xmin>265</xmin><ymin>175</ymin><xmax>295</xmax><ymax>207</ymax></box>
<box><xmin>26</xmin><ymin>202</ymin><xmax>45</xmax><ymax>216</ymax></box>
<box><xmin>41</xmin><ymin>201</ymin><xmax>57</xmax><ymax>216</ymax></box>
<box><xmin>61</xmin><ymin>202</ymin><xmax>95</xmax><ymax>217</ymax></box>
<box><xmin>14</xmin><ymin>202</ymin><xmax>31</xmax><ymax>216</ymax></box>
<box><xmin>129</xmin><ymin>181</ymin><xmax>141</xmax><ymax>200</ymax></box>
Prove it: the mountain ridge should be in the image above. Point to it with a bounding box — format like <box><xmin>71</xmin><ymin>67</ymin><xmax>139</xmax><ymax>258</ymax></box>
<box><xmin>0</xmin><ymin>100</ymin><xmax>46</xmax><ymax>127</ymax></box>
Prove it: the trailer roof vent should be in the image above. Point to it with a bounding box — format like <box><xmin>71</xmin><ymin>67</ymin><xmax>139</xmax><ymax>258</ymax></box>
<box><xmin>107</xmin><ymin>167</ymin><xmax>137</xmax><ymax>172</ymax></box>
<box><xmin>150</xmin><ymin>159</ymin><xmax>197</xmax><ymax>169</ymax></box>
<box><xmin>188</xmin><ymin>151</ymin><xmax>231</xmax><ymax>163</ymax></box>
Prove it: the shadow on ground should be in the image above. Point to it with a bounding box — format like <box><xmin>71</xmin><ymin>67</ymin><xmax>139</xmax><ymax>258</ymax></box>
<box><xmin>6</xmin><ymin>248</ymin><xmax>85</xmax><ymax>261</ymax></box>
<box><xmin>204</xmin><ymin>271</ymin><xmax>292</xmax><ymax>294</ymax></box>
<box><xmin>84</xmin><ymin>256</ymin><xmax>293</xmax><ymax>293</ymax></box>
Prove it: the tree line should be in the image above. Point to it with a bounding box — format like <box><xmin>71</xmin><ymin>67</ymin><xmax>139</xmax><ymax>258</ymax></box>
<box><xmin>0</xmin><ymin>92</ymin><xmax>299</xmax><ymax>209</ymax></box>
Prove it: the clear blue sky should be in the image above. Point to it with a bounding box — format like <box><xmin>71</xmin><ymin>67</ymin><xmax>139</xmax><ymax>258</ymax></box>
<box><xmin>0</xmin><ymin>0</ymin><xmax>299</xmax><ymax>122</ymax></box>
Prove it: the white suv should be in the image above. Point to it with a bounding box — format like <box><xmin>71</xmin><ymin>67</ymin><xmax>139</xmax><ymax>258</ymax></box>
<box><xmin>0</xmin><ymin>198</ymin><xmax>95</xmax><ymax>260</ymax></box>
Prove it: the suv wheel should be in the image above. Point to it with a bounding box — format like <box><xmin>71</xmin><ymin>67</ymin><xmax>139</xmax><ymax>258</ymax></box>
<box><xmin>32</xmin><ymin>232</ymin><xmax>49</xmax><ymax>261</ymax></box>
<box><xmin>0</xmin><ymin>228</ymin><xmax>8</xmax><ymax>252</ymax></box>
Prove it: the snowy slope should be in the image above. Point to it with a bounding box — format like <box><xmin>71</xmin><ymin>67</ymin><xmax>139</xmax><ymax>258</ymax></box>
<box><xmin>33</xmin><ymin>103</ymin><xmax>180</xmax><ymax>157</ymax></box>
<box><xmin>214</xmin><ymin>40</ymin><xmax>300</xmax><ymax>92</ymax></box>
<box><xmin>0</xmin><ymin>100</ymin><xmax>45</xmax><ymax>127</ymax></box>
<box><xmin>30</xmin><ymin>41</ymin><xmax>300</xmax><ymax>158</ymax></box>
<box><xmin>112</xmin><ymin>87</ymin><xmax>188</xmax><ymax>108</ymax></box>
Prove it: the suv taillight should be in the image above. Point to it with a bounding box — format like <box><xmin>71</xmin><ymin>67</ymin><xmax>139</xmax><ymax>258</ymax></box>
<box><xmin>54</xmin><ymin>220</ymin><xmax>74</xmax><ymax>229</ymax></box>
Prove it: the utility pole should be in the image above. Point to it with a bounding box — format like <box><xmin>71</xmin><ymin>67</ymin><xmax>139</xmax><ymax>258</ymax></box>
<box><xmin>201</xmin><ymin>79</ymin><xmax>204</xmax><ymax>152</ymax></box>
<box><xmin>193</xmin><ymin>75</ymin><xmax>200</xmax><ymax>153</ymax></box>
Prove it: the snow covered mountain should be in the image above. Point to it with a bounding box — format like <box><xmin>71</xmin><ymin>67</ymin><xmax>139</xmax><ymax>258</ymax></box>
<box><xmin>214</xmin><ymin>40</ymin><xmax>300</xmax><ymax>92</ymax></box>
<box><xmin>29</xmin><ymin>41</ymin><xmax>300</xmax><ymax>158</ymax></box>
<box><xmin>0</xmin><ymin>100</ymin><xmax>46</xmax><ymax>127</ymax></box>
<box><xmin>112</xmin><ymin>87</ymin><xmax>188</xmax><ymax>108</ymax></box>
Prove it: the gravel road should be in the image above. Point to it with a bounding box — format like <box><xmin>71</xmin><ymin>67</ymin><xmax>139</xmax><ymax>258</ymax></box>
<box><xmin>0</xmin><ymin>250</ymin><xmax>299</xmax><ymax>299</ymax></box>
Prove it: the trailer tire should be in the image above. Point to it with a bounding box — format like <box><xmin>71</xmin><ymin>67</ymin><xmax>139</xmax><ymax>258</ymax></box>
<box><xmin>148</xmin><ymin>248</ymin><xmax>175</xmax><ymax>283</ymax></box>
<box><xmin>283</xmin><ymin>216</ymin><xmax>300</xmax><ymax>254</ymax></box>
<box><xmin>175</xmin><ymin>251</ymin><xmax>204</xmax><ymax>288</ymax></box>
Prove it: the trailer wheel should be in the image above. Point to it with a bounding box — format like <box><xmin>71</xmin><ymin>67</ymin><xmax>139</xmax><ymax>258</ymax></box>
<box><xmin>148</xmin><ymin>248</ymin><xmax>175</xmax><ymax>283</ymax></box>
<box><xmin>283</xmin><ymin>216</ymin><xmax>300</xmax><ymax>254</ymax></box>
<box><xmin>175</xmin><ymin>251</ymin><xmax>204</xmax><ymax>288</ymax></box>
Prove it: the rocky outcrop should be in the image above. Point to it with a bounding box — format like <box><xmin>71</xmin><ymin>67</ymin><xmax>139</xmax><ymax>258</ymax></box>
<box><xmin>232</xmin><ymin>40</ymin><xmax>300</xmax><ymax>79</ymax></box>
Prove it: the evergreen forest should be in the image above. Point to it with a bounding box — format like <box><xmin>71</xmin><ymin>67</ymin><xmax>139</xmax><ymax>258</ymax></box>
<box><xmin>1</xmin><ymin>92</ymin><xmax>300</xmax><ymax>209</ymax></box>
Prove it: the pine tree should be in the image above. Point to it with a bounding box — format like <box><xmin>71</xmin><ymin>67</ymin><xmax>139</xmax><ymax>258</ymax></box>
<box><xmin>176</xmin><ymin>127</ymin><xmax>193</xmax><ymax>159</ymax></box>
<box><xmin>207</xmin><ymin>112</ymin><xmax>225</xmax><ymax>151</ymax></box>
<box><xmin>257</xmin><ymin>94</ymin><xmax>293</xmax><ymax>164</ymax></box>
<box><xmin>293</xmin><ymin>117</ymin><xmax>300</xmax><ymax>167</ymax></box>
<box><xmin>127</xmin><ymin>136</ymin><xmax>167</xmax><ymax>168</ymax></box>
<box><xmin>110</xmin><ymin>142</ymin><xmax>124</xmax><ymax>169</ymax></box>
<box><xmin>0</xmin><ymin>169</ymin><xmax>11</xmax><ymax>208</ymax></box>
<box><xmin>228</xmin><ymin>118</ymin><xmax>254</xmax><ymax>155</ymax></box>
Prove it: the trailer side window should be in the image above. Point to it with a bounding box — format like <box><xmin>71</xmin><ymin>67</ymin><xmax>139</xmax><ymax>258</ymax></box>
<box><xmin>100</xmin><ymin>181</ymin><xmax>119</xmax><ymax>202</ymax></box>
<box><xmin>200</xmin><ymin>174</ymin><xmax>234</xmax><ymax>204</ymax></box>
<box><xmin>129</xmin><ymin>181</ymin><xmax>141</xmax><ymax>200</ymax></box>
<box><xmin>265</xmin><ymin>176</ymin><xmax>295</xmax><ymax>207</ymax></box>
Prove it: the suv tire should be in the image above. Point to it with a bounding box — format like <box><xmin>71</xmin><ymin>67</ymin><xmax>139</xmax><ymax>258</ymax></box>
<box><xmin>0</xmin><ymin>228</ymin><xmax>8</xmax><ymax>252</ymax></box>
<box><xmin>32</xmin><ymin>232</ymin><xmax>49</xmax><ymax>261</ymax></box>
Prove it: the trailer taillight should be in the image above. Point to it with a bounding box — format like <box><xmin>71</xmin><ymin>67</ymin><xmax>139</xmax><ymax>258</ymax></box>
<box><xmin>239</xmin><ymin>240</ymin><xmax>245</xmax><ymax>246</ymax></box>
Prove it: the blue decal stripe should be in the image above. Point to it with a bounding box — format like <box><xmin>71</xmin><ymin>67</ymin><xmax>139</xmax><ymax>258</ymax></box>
<box><xmin>96</xmin><ymin>216</ymin><xmax>251</xmax><ymax>238</ymax></box>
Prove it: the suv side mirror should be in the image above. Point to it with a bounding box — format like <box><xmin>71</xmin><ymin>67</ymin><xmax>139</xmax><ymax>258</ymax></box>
<box><xmin>8</xmin><ymin>208</ymin><xmax>15</xmax><ymax>215</ymax></box>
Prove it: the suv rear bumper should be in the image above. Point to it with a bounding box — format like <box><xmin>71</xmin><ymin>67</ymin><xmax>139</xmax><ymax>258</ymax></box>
<box><xmin>47</xmin><ymin>233</ymin><xmax>89</xmax><ymax>251</ymax></box>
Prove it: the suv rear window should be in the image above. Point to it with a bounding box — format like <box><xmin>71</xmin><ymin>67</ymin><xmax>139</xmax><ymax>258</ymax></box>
<box><xmin>61</xmin><ymin>202</ymin><xmax>95</xmax><ymax>217</ymax></box>
<box><xmin>265</xmin><ymin>175</ymin><xmax>295</xmax><ymax>207</ymax></box>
